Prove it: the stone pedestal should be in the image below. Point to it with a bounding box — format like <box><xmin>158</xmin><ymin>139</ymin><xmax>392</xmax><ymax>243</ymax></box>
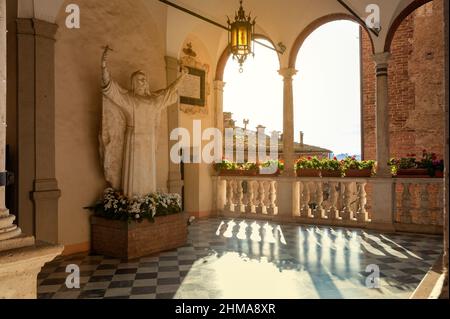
<box><xmin>0</xmin><ymin>210</ymin><xmax>63</xmax><ymax>300</ymax></box>
<box><xmin>91</xmin><ymin>214</ymin><xmax>188</xmax><ymax>260</ymax></box>
<box><xmin>370</xmin><ymin>178</ymin><xmax>396</xmax><ymax>232</ymax></box>
<box><xmin>0</xmin><ymin>240</ymin><xmax>64</xmax><ymax>299</ymax></box>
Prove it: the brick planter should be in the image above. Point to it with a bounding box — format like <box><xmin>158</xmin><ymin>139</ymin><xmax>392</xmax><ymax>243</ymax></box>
<box><xmin>91</xmin><ymin>214</ymin><xmax>188</xmax><ymax>260</ymax></box>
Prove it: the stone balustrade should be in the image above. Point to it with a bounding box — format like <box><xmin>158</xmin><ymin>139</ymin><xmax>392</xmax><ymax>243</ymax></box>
<box><xmin>294</xmin><ymin>178</ymin><xmax>370</xmax><ymax>225</ymax></box>
<box><xmin>394</xmin><ymin>178</ymin><xmax>444</xmax><ymax>233</ymax></box>
<box><xmin>213</xmin><ymin>175</ymin><xmax>444</xmax><ymax>234</ymax></box>
<box><xmin>217</xmin><ymin>177</ymin><xmax>279</xmax><ymax>218</ymax></box>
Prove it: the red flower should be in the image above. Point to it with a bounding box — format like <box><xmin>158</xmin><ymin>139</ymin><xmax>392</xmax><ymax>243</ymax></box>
<box><xmin>333</xmin><ymin>157</ymin><xmax>337</xmax><ymax>161</ymax></box>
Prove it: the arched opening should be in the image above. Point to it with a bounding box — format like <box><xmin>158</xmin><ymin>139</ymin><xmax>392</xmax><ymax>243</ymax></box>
<box><xmin>385</xmin><ymin>0</ymin><xmax>444</xmax><ymax>160</ymax></box>
<box><xmin>293</xmin><ymin>20</ymin><xmax>363</xmax><ymax>159</ymax></box>
<box><xmin>223</xmin><ymin>39</ymin><xmax>283</xmax><ymax>140</ymax></box>
<box><xmin>368</xmin><ymin>0</ymin><xmax>445</xmax><ymax>229</ymax></box>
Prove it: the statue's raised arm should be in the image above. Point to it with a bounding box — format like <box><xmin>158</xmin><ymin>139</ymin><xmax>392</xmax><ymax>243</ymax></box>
<box><xmin>101</xmin><ymin>46</ymin><xmax>129</xmax><ymax>109</ymax></box>
<box><xmin>102</xmin><ymin>46</ymin><xmax>113</xmax><ymax>87</ymax></box>
<box><xmin>151</xmin><ymin>67</ymin><xmax>189</xmax><ymax>112</ymax></box>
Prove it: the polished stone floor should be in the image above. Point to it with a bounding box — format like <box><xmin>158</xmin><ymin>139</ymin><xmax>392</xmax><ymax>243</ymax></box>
<box><xmin>38</xmin><ymin>218</ymin><xmax>443</xmax><ymax>299</ymax></box>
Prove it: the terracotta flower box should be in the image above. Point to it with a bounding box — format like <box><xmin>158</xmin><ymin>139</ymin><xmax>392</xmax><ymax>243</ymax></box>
<box><xmin>217</xmin><ymin>169</ymin><xmax>258</xmax><ymax>176</ymax></box>
<box><xmin>395</xmin><ymin>168</ymin><xmax>430</xmax><ymax>178</ymax></box>
<box><xmin>345</xmin><ymin>169</ymin><xmax>372</xmax><ymax>178</ymax></box>
<box><xmin>321</xmin><ymin>170</ymin><xmax>342</xmax><ymax>178</ymax></box>
<box><xmin>435</xmin><ymin>171</ymin><xmax>444</xmax><ymax>178</ymax></box>
<box><xmin>297</xmin><ymin>169</ymin><xmax>321</xmax><ymax>177</ymax></box>
<box><xmin>91</xmin><ymin>213</ymin><xmax>188</xmax><ymax>260</ymax></box>
<box><xmin>258</xmin><ymin>168</ymin><xmax>282</xmax><ymax>177</ymax></box>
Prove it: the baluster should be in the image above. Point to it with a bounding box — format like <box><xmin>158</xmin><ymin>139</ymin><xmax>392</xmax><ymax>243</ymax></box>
<box><xmin>236</xmin><ymin>180</ymin><xmax>245</xmax><ymax>213</ymax></box>
<box><xmin>328</xmin><ymin>182</ymin><xmax>340</xmax><ymax>220</ymax></box>
<box><xmin>300</xmin><ymin>182</ymin><xmax>311</xmax><ymax>218</ymax></box>
<box><xmin>341</xmin><ymin>182</ymin><xmax>355</xmax><ymax>221</ymax></box>
<box><xmin>356</xmin><ymin>182</ymin><xmax>369</xmax><ymax>222</ymax></box>
<box><xmin>420</xmin><ymin>183</ymin><xmax>431</xmax><ymax>224</ymax></box>
<box><xmin>400</xmin><ymin>183</ymin><xmax>412</xmax><ymax>224</ymax></box>
<box><xmin>314</xmin><ymin>182</ymin><xmax>325</xmax><ymax>219</ymax></box>
<box><xmin>256</xmin><ymin>180</ymin><xmax>267</xmax><ymax>215</ymax></box>
<box><xmin>225</xmin><ymin>179</ymin><xmax>235</xmax><ymax>212</ymax></box>
<box><xmin>267</xmin><ymin>181</ymin><xmax>278</xmax><ymax>215</ymax></box>
<box><xmin>216</xmin><ymin>178</ymin><xmax>227</xmax><ymax>212</ymax></box>
<box><xmin>246</xmin><ymin>180</ymin><xmax>256</xmax><ymax>214</ymax></box>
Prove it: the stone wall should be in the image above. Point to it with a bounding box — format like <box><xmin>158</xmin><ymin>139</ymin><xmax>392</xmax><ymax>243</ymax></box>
<box><xmin>362</xmin><ymin>0</ymin><xmax>445</xmax><ymax>161</ymax></box>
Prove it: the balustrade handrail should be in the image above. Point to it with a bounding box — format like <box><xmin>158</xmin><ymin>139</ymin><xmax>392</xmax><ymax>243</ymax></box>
<box><xmin>214</xmin><ymin>175</ymin><xmax>443</xmax><ymax>183</ymax></box>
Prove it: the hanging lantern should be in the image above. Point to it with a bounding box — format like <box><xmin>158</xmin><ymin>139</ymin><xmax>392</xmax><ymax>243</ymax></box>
<box><xmin>228</xmin><ymin>0</ymin><xmax>256</xmax><ymax>73</ymax></box>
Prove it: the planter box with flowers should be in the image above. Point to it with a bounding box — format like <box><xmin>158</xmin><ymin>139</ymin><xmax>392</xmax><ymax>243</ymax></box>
<box><xmin>259</xmin><ymin>160</ymin><xmax>284</xmax><ymax>177</ymax></box>
<box><xmin>214</xmin><ymin>160</ymin><xmax>284</xmax><ymax>177</ymax></box>
<box><xmin>342</xmin><ymin>156</ymin><xmax>375</xmax><ymax>178</ymax></box>
<box><xmin>390</xmin><ymin>151</ymin><xmax>444</xmax><ymax>178</ymax></box>
<box><xmin>296</xmin><ymin>157</ymin><xmax>322</xmax><ymax>177</ymax></box>
<box><xmin>214</xmin><ymin>160</ymin><xmax>258</xmax><ymax>176</ymax></box>
<box><xmin>295</xmin><ymin>156</ymin><xmax>376</xmax><ymax>178</ymax></box>
<box><xmin>89</xmin><ymin>188</ymin><xmax>187</xmax><ymax>260</ymax></box>
<box><xmin>321</xmin><ymin>157</ymin><xmax>343</xmax><ymax>177</ymax></box>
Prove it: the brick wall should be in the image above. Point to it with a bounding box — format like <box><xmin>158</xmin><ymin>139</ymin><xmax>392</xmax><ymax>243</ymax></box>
<box><xmin>91</xmin><ymin>214</ymin><xmax>188</xmax><ymax>260</ymax></box>
<box><xmin>362</xmin><ymin>0</ymin><xmax>445</xmax><ymax>161</ymax></box>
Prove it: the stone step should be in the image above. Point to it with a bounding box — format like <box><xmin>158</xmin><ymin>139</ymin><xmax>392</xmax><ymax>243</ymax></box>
<box><xmin>0</xmin><ymin>215</ymin><xmax>15</xmax><ymax>229</ymax></box>
<box><xmin>0</xmin><ymin>235</ymin><xmax>35</xmax><ymax>253</ymax></box>
<box><xmin>0</xmin><ymin>210</ymin><xmax>9</xmax><ymax>218</ymax></box>
<box><xmin>0</xmin><ymin>227</ymin><xmax>21</xmax><ymax>241</ymax></box>
<box><xmin>0</xmin><ymin>225</ymin><xmax>17</xmax><ymax>234</ymax></box>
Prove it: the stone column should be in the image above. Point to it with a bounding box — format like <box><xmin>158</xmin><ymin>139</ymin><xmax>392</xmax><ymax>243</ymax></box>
<box><xmin>0</xmin><ymin>0</ymin><xmax>21</xmax><ymax>242</ymax></box>
<box><xmin>370</xmin><ymin>53</ymin><xmax>395</xmax><ymax>232</ymax></box>
<box><xmin>17</xmin><ymin>19</ymin><xmax>60</xmax><ymax>243</ymax></box>
<box><xmin>373</xmin><ymin>52</ymin><xmax>391</xmax><ymax>177</ymax></box>
<box><xmin>278</xmin><ymin>68</ymin><xmax>297</xmax><ymax>177</ymax></box>
<box><xmin>165</xmin><ymin>56</ymin><xmax>183</xmax><ymax>195</ymax></box>
<box><xmin>213</xmin><ymin>80</ymin><xmax>226</xmax><ymax>136</ymax></box>
<box><xmin>0</xmin><ymin>3</ymin><xmax>63</xmax><ymax>299</ymax></box>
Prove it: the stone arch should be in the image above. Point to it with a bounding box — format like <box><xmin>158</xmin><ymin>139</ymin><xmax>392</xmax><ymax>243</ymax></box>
<box><xmin>289</xmin><ymin>13</ymin><xmax>375</xmax><ymax>68</ymax></box>
<box><xmin>215</xmin><ymin>34</ymin><xmax>281</xmax><ymax>81</ymax></box>
<box><xmin>384</xmin><ymin>0</ymin><xmax>434</xmax><ymax>52</ymax></box>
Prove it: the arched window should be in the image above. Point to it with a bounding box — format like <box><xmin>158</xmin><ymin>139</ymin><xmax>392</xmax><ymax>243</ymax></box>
<box><xmin>223</xmin><ymin>39</ymin><xmax>282</xmax><ymax>134</ymax></box>
<box><xmin>294</xmin><ymin>21</ymin><xmax>362</xmax><ymax>158</ymax></box>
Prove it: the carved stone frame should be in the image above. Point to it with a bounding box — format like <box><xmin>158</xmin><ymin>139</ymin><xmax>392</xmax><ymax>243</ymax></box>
<box><xmin>179</xmin><ymin>56</ymin><xmax>210</xmax><ymax>116</ymax></box>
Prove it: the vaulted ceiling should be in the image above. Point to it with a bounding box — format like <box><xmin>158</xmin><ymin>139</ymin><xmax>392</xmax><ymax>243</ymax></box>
<box><xmin>18</xmin><ymin>0</ymin><xmax>423</xmax><ymax>67</ymax></box>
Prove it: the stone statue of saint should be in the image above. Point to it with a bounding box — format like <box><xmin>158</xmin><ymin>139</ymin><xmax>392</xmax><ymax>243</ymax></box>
<box><xmin>100</xmin><ymin>46</ymin><xmax>187</xmax><ymax>198</ymax></box>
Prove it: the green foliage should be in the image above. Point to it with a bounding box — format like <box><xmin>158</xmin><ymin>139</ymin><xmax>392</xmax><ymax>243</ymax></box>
<box><xmin>261</xmin><ymin>159</ymin><xmax>285</xmax><ymax>171</ymax></box>
<box><xmin>214</xmin><ymin>160</ymin><xmax>258</xmax><ymax>171</ymax></box>
<box><xmin>341</xmin><ymin>156</ymin><xmax>376</xmax><ymax>171</ymax></box>
<box><xmin>389</xmin><ymin>150</ymin><xmax>444</xmax><ymax>177</ymax></box>
<box><xmin>321</xmin><ymin>158</ymin><xmax>341</xmax><ymax>171</ymax></box>
<box><xmin>295</xmin><ymin>157</ymin><xmax>322</xmax><ymax>170</ymax></box>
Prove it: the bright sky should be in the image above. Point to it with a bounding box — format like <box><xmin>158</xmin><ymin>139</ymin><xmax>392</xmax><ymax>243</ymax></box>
<box><xmin>224</xmin><ymin>20</ymin><xmax>362</xmax><ymax>156</ymax></box>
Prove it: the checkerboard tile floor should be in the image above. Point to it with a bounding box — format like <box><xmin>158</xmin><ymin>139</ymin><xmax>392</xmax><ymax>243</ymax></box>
<box><xmin>38</xmin><ymin>218</ymin><xmax>443</xmax><ymax>299</ymax></box>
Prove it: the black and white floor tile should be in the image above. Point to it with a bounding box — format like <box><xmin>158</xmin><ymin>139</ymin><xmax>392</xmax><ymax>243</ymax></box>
<box><xmin>38</xmin><ymin>218</ymin><xmax>443</xmax><ymax>299</ymax></box>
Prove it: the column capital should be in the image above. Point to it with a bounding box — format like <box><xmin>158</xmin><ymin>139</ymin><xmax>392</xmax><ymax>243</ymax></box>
<box><xmin>16</xmin><ymin>18</ymin><xmax>58</xmax><ymax>40</ymax></box>
<box><xmin>374</xmin><ymin>52</ymin><xmax>391</xmax><ymax>77</ymax></box>
<box><xmin>213</xmin><ymin>80</ymin><xmax>226</xmax><ymax>91</ymax></box>
<box><xmin>278</xmin><ymin>67</ymin><xmax>298</xmax><ymax>80</ymax></box>
<box><xmin>373</xmin><ymin>52</ymin><xmax>391</xmax><ymax>66</ymax></box>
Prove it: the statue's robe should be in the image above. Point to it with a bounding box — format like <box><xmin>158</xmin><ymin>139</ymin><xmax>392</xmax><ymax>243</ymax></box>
<box><xmin>101</xmin><ymin>80</ymin><xmax>178</xmax><ymax>198</ymax></box>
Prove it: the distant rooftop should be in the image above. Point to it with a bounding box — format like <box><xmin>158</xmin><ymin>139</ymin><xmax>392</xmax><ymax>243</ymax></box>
<box><xmin>223</xmin><ymin>112</ymin><xmax>333</xmax><ymax>155</ymax></box>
